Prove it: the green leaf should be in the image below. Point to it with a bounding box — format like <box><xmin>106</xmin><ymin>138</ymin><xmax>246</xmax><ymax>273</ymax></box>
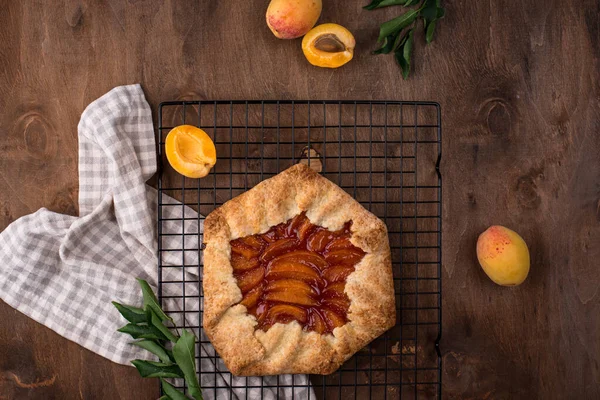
<box><xmin>392</xmin><ymin>29</ymin><xmax>410</xmax><ymax>52</ymax></box>
<box><xmin>437</xmin><ymin>6</ymin><xmax>445</xmax><ymax>18</ymax></box>
<box><xmin>420</xmin><ymin>0</ymin><xmax>444</xmax><ymax>43</ymax></box>
<box><xmin>404</xmin><ymin>0</ymin><xmax>422</xmax><ymax>5</ymax></box>
<box><xmin>137</xmin><ymin>278</ymin><xmax>174</xmax><ymax>324</ymax></box>
<box><xmin>173</xmin><ymin>329</ymin><xmax>202</xmax><ymax>400</ymax></box>
<box><xmin>118</xmin><ymin>323</ymin><xmax>168</xmax><ymax>341</ymax></box>
<box><xmin>425</xmin><ymin>20</ymin><xmax>437</xmax><ymax>43</ymax></box>
<box><xmin>132</xmin><ymin>340</ymin><xmax>173</xmax><ymax>364</ymax></box>
<box><xmin>374</xmin><ymin>34</ymin><xmax>397</xmax><ymax>54</ymax></box>
<box><xmin>166</xmin><ymin>348</ymin><xmax>175</xmax><ymax>361</ymax></box>
<box><xmin>161</xmin><ymin>379</ymin><xmax>193</xmax><ymax>400</ymax></box>
<box><xmin>395</xmin><ymin>28</ymin><xmax>414</xmax><ymax>79</ymax></box>
<box><xmin>378</xmin><ymin>9</ymin><xmax>420</xmax><ymax>41</ymax></box>
<box><xmin>147</xmin><ymin>308</ymin><xmax>179</xmax><ymax>343</ymax></box>
<box><xmin>112</xmin><ymin>301</ymin><xmax>146</xmax><ymax>324</ymax></box>
<box><xmin>158</xmin><ymin>396</ymin><xmax>172</xmax><ymax>400</ymax></box>
<box><xmin>421</xmin><ymin>0</ymin><xmax>444</xmax><ymax>23</ymax></box>
<box><xmin>403</xmin><ymin>29</ymin><xmax>415</xmax><ymax>77</ymax></box>
<box><xmin>420</xmin><ymin>0</ymin><xmax>436</xmax><ymax>18</ymax></box>
<box><xmin>131</xmin><ymin>360</ymin><xmax>184</xmax><ymax>378</ymax></box>
<box><xmin>364</xmin><ymin>0</ymin><xmax>407</xmax><ymax>10</ymax></box>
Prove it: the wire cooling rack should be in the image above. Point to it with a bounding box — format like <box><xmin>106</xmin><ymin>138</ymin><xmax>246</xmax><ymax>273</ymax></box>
<box><xmin>156</xmin><ymin>100</ymin><xmax>442</xmax><ymax>399</ymax></box>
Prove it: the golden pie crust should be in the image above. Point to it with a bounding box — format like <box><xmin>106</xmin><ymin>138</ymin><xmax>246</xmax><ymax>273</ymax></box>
<box><xmin>203</xmin><ymin>163</ymin><xmax>396</xmax><ymax>376</ymax></box>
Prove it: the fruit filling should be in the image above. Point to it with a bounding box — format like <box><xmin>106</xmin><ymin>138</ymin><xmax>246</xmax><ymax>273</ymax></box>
<box><xmin>230</xmin><ymin>212</ymin><xmax>365</xmax><ymax>334</ymax></box>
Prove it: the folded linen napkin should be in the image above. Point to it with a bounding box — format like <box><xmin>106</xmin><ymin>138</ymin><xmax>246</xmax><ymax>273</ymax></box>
<box><xmin>0</xmin><ymin>85</ymin><xmax>312</xmax><ymax>400</ymax></box>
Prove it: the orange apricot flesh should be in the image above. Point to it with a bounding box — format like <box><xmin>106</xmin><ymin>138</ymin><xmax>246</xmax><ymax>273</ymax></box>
<box><xmin>165</xmin><ymin>125</ymin><xmax>216</xmax><ymax>179</ymax></box>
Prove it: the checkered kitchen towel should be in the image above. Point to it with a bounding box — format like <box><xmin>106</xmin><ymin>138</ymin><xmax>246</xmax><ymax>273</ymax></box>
<box><xmin>0</xmin><ymin>85</ymin><xmax>312</xmax><ymax>399</ymax></box>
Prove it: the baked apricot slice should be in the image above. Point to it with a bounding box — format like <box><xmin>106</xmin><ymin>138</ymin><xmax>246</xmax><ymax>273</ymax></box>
<box><xmin>231</xmin><ymin>253</ymin><xmax>260</xmax><ymax>272</ymax></box>
<box><xmin>302</xmin><ymin>23</ymin><xmax>355</xmax><ymax>69</ymax></box>
<box><xmin>307</xmin><ymin>310</ymin><xmax>327</xmax><ymax>334</ymax></box>
<box><xmin>323</xmin><ymin>264</ymin><xmax>355</xmax><ymax>283</ymax></box>
<box><xmin>265</xmin><ymin>304</ymin><xmax>308</xmax><ymax>324</ymax></box>
<box><xmin>165</xmin><ymin>125</ymin><xmax>216</xmax><ymax>178</ymax></box>
<box><xmin>266</xmin><ymin>262</ymin><xmax>324</xmax><ymax>287</ymax></box>
<box><xmin>260</xmin><ymin>238</ymin><xmax>298</xmax><ymax>262</ymax></box>
<box><xmin>323</xmin><ymin>282</ymin><xmax>347</xmax><ymax>298</ymax></box>
<box><xmin>271</xmin><ymin>250</ymin><xmax>328</xmax><ymax>271</ymax></box>
<box><xmin>240</xmin><ymin>283</ymin><xmax>264</xmax><ymax>309</ymax></box>
<box><xmin>240</xmin><ymin>235</ymin><xmax>266</xmax><ymax>249</ymax></box>
<box><xmin>262</xmin><ymin>223</ymin><xmax>287</xmax><ymax>242</ymax></box>
<box><xmin>288</xmin><ymin>213</ymin><xmax>308</xmax><ymax>234</ymax></box>
<box><xmin>230</xmin><ymin>242</ymin><xmax>261</xmax><ymax>259</ymax></box>
<box><xmin>265</xmin><ymin>279</ymin><xmax>318</xmax><ymax>298</ymax></box>
<box><xmin>264</xmin><ymin>287</ymin><xmax>319</xmax><ymax>307</ymax></box>
<box><xmin>255</xmin><ymin>302</ymin><xmax>269</xmax><ymax>323</ymax></box>
<box><xmin>325</xmin><ymin>248</ymin><xmax>365</xmax><ymax>266</ymax></box>
<box><xmin>307</xmin><ymin>229</ymin><xmax>333</xmax><ymax>253</ymax></box>
<box><xmin>293</xmin><ymin>215</ymin><xmax>316</xmax><ymax>241</ymax></box>
<box><xmin>321</xmin><ymin>308</ymin><xmax>346</xmax><ymax>330</ymax></box>
<box><xmin>235</xmin><ymin>266</ymin><xmax>265</xmax><ymax>293</ymax></box>
<box><xmin>323</xmin><ymin>296</ymin><xmax>350</xmax><ymax>315</ymax></box>
<box><xmin>326</xmin><ymin>237</ymin><xmax>354</xmax><ymax>252</ymax></box>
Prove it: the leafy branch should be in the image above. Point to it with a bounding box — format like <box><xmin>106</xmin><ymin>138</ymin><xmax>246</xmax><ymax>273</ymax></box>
<box><xmin>113</xmin><ymin>279</ymin><xmax>203</xmax><ymax>400</ymax></box>
<box><xmin>365</xmin><ymin>0</ymin><xmax>445</xmax><ymax>79</ymax></box>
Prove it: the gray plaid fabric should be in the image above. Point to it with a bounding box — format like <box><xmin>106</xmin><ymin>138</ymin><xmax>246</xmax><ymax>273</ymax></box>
<box><xmin>0</xmin><ymin>85</ymin><xmax>313</xmax><ymax>400</ymax></box>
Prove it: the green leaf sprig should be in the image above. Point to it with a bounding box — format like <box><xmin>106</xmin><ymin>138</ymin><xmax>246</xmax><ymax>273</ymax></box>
<box><xmin>113</xmin><ymin>279</ymin><xmax>203</xmax><ymax>400</ymax></box>
<box><xmin>365</xmin><ymin>0</ymin><xmax>445</xmax><ymax>79</ymax></box>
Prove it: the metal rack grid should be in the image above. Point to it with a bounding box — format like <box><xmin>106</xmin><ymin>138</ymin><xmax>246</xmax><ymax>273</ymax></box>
<box><xmin>156</xmin><ymin>100</ymin><xmax>442</xmax><ymax>399</ymax></box>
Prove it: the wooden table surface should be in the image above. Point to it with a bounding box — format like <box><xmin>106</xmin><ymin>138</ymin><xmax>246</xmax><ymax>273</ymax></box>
<box><xmin>1</xmin><ymin>1</ymin><xmax>598</xmax><ymax>399</ymax></box>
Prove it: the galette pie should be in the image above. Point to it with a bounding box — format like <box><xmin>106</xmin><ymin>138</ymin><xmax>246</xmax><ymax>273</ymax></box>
<box><xmin>203</xmin><ymin>163</ymin><xmax>395</xmax><ymax>376</ymax></box>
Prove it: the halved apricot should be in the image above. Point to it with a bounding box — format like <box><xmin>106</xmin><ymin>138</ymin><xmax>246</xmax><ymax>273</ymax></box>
<box><xmin>165</xmin><ymin>125</ymin><xmax>216</xmax><ymax>178</ymax></box>
<box><xmin>302</xmin><ymin>23</ymin><xmax>355</xmax><ymax>69</ymax></box>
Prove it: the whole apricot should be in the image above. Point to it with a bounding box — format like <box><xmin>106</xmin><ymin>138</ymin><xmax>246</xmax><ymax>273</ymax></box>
<box><xmin>476</xmin><ymin>226</ymin><xmax>530</xmax><ymax>286</ymax></box>
<box><xmin>266</xmin><ymin>0</ymin><xmax>322</xmax><ymax>39</ymax></box>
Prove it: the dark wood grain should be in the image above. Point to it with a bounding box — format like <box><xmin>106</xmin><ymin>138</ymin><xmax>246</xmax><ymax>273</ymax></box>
<box><xmin>0</xmin><ymin>1</ymin><xmax>598</xmax><ymax>399</ymax></box>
